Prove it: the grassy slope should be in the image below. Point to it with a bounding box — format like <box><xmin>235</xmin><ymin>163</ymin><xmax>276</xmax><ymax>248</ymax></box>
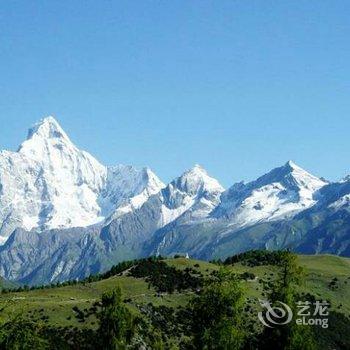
<box><xmin>298</xmin><ymin>255</ymin><xmax>350</xmax><ymax>314</ymax></box>
<box><xmin>0</xmin><ymin>255</ymin><xmax>349</xmax><ymax>329</ymax></box>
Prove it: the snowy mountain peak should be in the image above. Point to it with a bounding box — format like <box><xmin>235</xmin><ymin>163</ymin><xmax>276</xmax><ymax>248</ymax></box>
<box><xmin>26</xmin><ymin>116</ymin><xmax>70</xmax><ymax>142</ymax></box>
<box><xmin>341</xmin><ymin>175</ymin><xmax>350</xmax><ymax>183</ymax></box>
<box><xmin>157</xmin><ymin>166</ymin><xmax>223</xmax><ymax>226</ymax></box>
<box><xmin>143</xmin><ymin>167</ymin><xmax>166</xmax><ymax>192</ymax></box>
<box><xmin>282</xmin><ymin>160</ymin><xmax>318</xmax><ymax>179</ymax></box>
<box><xmin>18</xmin><ymin>116</ymin><xmax>78</xmax><ymax>161</ymax></box>
<box><xmin>216</xmin><ymin>161</ymin><xmax>327</xmax><ymax>226</ymax></box>
<box><xmin>190</xmin><ymin>163</ymin><xmax>206</xmax><ymax>172</ymax></box>
<box><xmin>253</xmin><ymin>161</ymin><xmax>327</xmax><ymax>192</ymax></box>
<box><xmin>0</xmin><ymin>116</ymin><xmax>166</xmax><ymax>243</ymax></box>
<box><xmin>105</xmin><ymin>165</ymin><xmax>165</xmax><ymax>202</ymax></box>
<box><xmin>285</xmin><ymin>160</ymin><xmax>298</xmax><ymax>168</ymax></box>
<box><xmin>100</xmin><ymin>165</ymin><xmax>165</xmax><ymax>222</ymax></box>
<box><xmin>174</xmin><ymin>165</ymin><xmax>224</xmax><ymax>195</ymax></box>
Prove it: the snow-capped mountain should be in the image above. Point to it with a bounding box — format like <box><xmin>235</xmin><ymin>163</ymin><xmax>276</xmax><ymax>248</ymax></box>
<box><xmin>146</xmin><ymin>161</ymin><xmax>331</xmax><ymax>260</ymax></box>
<box><xmin>102</xmin><ymin>165</ymin><xmax>165</xmax><ymax>221</ymax></box>
<box><xmin>0</xmin><ymin>117</ymin><xmax>164</xmax><ymax>244</ymax></box>
<box><xmin>215</xmin><ymin>160</ymin><xmax>327</xmax><ymax>226</ymax></box>
<box><xmin>0</xmin><ymin>154</ymin><xmax>225</xmax><ymax>284</ymax></box>
<box><xmin>158</xmin><ymin>164</ymin><xmax>224</xmax><ymax>226</ymax></box>
<box><xmin>1</xmin><ymin>116</ymin><xmax>350</xmax><ymax>285</ymax></box>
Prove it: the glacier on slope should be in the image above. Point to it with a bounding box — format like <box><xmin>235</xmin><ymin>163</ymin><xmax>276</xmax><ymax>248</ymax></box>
<box><xmin>214</xmin><ymin>160</ymin><xmax>327</xmax><ymax>227</ymax></box>
<box><xmin>0</xmin><ymin>117</ymin><xmax>164</xmax><ymax>244</ymax></box>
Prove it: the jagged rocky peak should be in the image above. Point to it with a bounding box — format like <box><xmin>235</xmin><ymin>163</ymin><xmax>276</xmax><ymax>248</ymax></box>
<box><xmin>172</xmin><ymin>164</ymin><xmax>224</xmax><ymax>196</ymax></box>
<box><xmin>106</xmin><ymin>165</ymin><xmax>164</xmax><ymax>197</ymax></box>
<box><xmin>141</xmin><ymin>166</ymin><xmax>165</xmax><ymax>192</ymax></box>
<box><xmin>340</xmin><ymin>174</ymin><xmax>350</xmax><ymax>183</ymax></box>
<box><xmin>17</xmin><ymin>116</ymin><xmax>91</xmax><ymax>162</ymax></box>
<box><xmin>251</xmin><ymin>160</ymin><xmax>327</xmax><ymax>192</ymax></box>
<box><xmin>216</xmin><ymin>161</ymin><xmax>328</xmax><ymax>224</ymax></box>
<box><xmin>18</xmin><ymin>116</ymin><xmax>105</xmax><ymax>181</ymax></box>
<box><xmin>226</xmin><ymin>160</ymin><xmax>328</xmax><ymax>201</ymax></box>
<box><xmin>102</xmin><ymin>164</ymin><xmax>165</xmax><ymax>215</ymax></box>
<box><xmin>157</xmin><ymin>165</ymin><xmax>224</xmax><ymax>226</ymax></box>
<box><xmin>26</xmin><ymin>116</ymin><xmax>70</xmax><ymax>141</ymax></box>
<box><xmin>284</xmin><ymin>160</ymin><xmax>328</xmax><ymax>188</ymax></box>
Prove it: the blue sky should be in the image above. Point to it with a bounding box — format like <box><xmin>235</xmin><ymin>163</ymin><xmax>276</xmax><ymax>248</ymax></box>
<box><xmin>0</xmin><ymin>1</ymin><xmax>349</xmax><ymax>186</ymax></box>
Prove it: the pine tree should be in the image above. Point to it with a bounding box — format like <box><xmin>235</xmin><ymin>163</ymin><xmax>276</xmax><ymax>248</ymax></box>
<box><xmin>189</xmin><ymin>268</ymin><xmax>246</xmax><ymax>349</ymax></box>
<box><xmin>261</xmin><ymin>251</ymin><xmax>316</xmax><ymax>350</ymax></box>
<box><xmin>97</xmin><ymin>287</ymin><xmax>135</xmax><ymax>349</ymax></box>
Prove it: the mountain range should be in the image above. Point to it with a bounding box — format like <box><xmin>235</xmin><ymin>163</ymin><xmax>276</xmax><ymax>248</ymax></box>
<box><xmin>0</xmin><ymin>116</ymin><xmax>349</xmax><ymax>285</ymax></box>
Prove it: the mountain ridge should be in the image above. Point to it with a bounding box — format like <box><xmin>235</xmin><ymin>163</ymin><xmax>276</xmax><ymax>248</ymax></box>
<box><xmin>0</xmin><ymin>116</ymin><xmax>350</xmax><ymax>284</ymax></box>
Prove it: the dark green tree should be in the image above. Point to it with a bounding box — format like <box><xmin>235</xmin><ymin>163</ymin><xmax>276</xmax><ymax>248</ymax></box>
<box><xmin>97</xmin><ymin>287</ymin><xmax>135</xmax><ymax>349</ymax></box>
<box><xmin>189</xmin><ymin>268</ymin><xmax>246</xmax><ymax>349</ymax></box>
<box><xmin>260</xmin><ymin>251</ymin><xmax>316</xmax><ymax>350</ymax></box>
<box><xmin>0</xmin><ymin>316</ymin><xmax>48</xmax><ymax>349</ymax></box>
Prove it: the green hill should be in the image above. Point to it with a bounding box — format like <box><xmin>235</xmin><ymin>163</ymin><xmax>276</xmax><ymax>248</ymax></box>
<box><xmin>0</xmin><ymin>254</ymin><xmax>349</xmax><ymax>326</ymax></box>
<box><xmin>0</xmin><ymin>253</ymin><xmax>349</xmax><ymax>349</ymax></box>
